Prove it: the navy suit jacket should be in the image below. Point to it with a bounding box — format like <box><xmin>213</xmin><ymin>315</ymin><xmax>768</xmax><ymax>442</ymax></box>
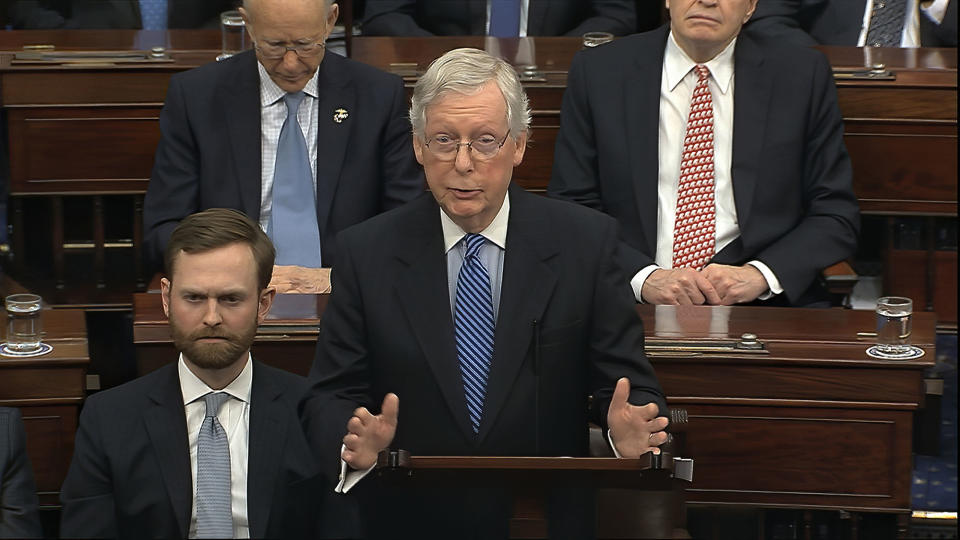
<box><xmin>548</xmin><ymin>26</ymin><xmax>860</xmax><ymax>306</ymax></box>
<box><xmin>747</xmin><ymin>0</ymin><xmax>958</xmax><ymax>47</ymax></box>
<box><xmin>0</xmin><ymin>408</ymin><xmax>42</xmax><ymax>538</ymax></box>
<box><xmin>301</xmin><ymin>186</ymin><xmax>666</xmax><ymax>539</ymax></box>
<box><xmin>143</xmin><ymin>50</ymin><xmax>424</xmax><ymax>270</ymax></box>
<box><xmin>60</xmin><ymin>361</ymin><xmax>324</xmax><ymax>539</ymax></box>
<box><xmin>361</xmin><ymin>0</ymin><xmax>637</xmax><ymax>36</ymax></box>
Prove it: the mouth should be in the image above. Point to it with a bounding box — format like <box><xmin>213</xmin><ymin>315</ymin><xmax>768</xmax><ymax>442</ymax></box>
<box><xmin>687</xmin><ymin>14</ymin><xmax>720</xmax><ymax>24</ymax></box>
<box><xmin>449</xmin><ymin>188</ymin><xmax>482</xmax><ymax>199</ymax></box>
<box><xmin>195</xmin><ymin>336</ymin><xmax>230</xmax><ymax>343</ymax></box>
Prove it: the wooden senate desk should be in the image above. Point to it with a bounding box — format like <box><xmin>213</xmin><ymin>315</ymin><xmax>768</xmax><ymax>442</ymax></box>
<box><xmin>134</xmin><ymin>292</ymin><xmax>936</xmax><ymax>519</ymax></box>
<box><xmin>0</xmin><ymin>297</ymin><xmax>89</xmax><ymax>507</ymax></box>
<box><xmin>0</xmin><ymin>32</ymin><xmax>957</xmax><ymax>320</ymax></box>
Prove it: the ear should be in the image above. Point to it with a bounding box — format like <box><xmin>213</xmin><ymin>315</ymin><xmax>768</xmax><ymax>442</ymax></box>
<box><xmin>256</xmin><ymin>287</ymin><xmax>277</xmax><ymax>324</ymax></box>
<box><xmin>745</xmin><ymin>0</ymin><xmax>758</xmax><ymax>22</ymax></box>
<box><xmin>413</xmin><ymin>136</ymin><xmax>426</xmax><ymax>166</ymax></box>
<box><xmin>160</xmin><ymin>278</ymin><xmax>172</xmax><ymax>318</ymax></box>
<box><xmin>325</xmin><ymin>2</ymin><xmax>340</xmax><ymax>31</ymax></box>
<box><xmin>512</xmin><ymin>131</ymin><xmax>527</xmax><ymax>167</ymax></box>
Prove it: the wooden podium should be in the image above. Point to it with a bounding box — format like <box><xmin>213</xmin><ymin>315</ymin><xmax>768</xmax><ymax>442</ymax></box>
<box><xmin>373</xmin><ymin>451</ymin><xmax>694</xmax><ymax>539</ymax></box>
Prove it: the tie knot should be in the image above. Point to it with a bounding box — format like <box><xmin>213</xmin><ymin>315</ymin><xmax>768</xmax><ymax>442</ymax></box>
<box><xmin>282</xmin><ymin>92</ymin><xmax>306</xmax><ymax>119</ymax></box>
<box><xmin>694</xmin><ymin>64</ymin><xmax>710</xmax><ymax>81</ymax></box>
<box><xmin>462</xmin><ymin>234</ymin><xmax>486</xmax><ymax>259</ymax></box>
<box><xmin>203</xmin><ymin>392</ymin><xmax>231</xmax><ymax>419</ymax></box>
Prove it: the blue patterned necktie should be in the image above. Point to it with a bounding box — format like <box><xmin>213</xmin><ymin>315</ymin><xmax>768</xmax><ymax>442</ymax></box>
<box><xmin>195</xmin><ymin>392</ymin><xmax>233</xmax><ymax>539</ymax></box>
<box><xmin>865</xmin><ymin>0</ymin><xmax>909</xmax><ymax>47</ymax></box>
<box><xmin>454</xmin><ymin>234</ymin><xmax>495</xmax><ymax>434</ymax></box>
<box><xmin>269</xmin><ymin>92</ymin><xmax>323</xmax><ymax>267</ymax></box>
<box><xmin>489</xmin><ymin>0</ymin><xmax>521</xmax><ymax>37</ymax></box>
<box><xmin>138</xmin><ymin>0</ymin><xmax>168</xmax><ymax>30</ymax></box>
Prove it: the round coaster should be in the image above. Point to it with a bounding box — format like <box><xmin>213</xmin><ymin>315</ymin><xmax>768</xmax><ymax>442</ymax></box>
<box><xmin>0</xmin><ymin>342</ymin><xmax>53</xmax><ymax>358</ymax></box>
<box><xmin>866</xmin><ymin>345</ymin><xmax>925</xmax><ymax>360</ymax></box>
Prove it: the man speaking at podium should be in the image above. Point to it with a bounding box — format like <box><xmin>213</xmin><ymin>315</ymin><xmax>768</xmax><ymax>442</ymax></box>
<box><xmin>301</xmin><ymin>48</ymin><xmax>668</xmax><ymax>539</ymax></box>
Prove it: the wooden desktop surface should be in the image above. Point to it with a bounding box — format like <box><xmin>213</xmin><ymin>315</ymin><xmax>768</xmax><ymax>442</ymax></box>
<box><xmin>0</xmin><ymin>306</ymin><xmax>89</xmax><ymax>507</ymax></box>
<box><xmin>134</xmin><ymin>292</ymin><xmax>935</xmax><ymax>513</ymax></box>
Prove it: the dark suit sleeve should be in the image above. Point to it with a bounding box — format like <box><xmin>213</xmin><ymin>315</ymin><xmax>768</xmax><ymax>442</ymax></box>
<box><xmin>6</xmin><ymin>1</ymin><xmax>68</xmax><ymax>28</ymax></box>
<box><xmin>563</xmin><ymin>0</ymin><xmax>637</xmax><ymax>37</ymax></box>
<box><xmin>143</xmin><ymin>73</ymin><xmax>202</xmax><ymax>270</ymax></box>
<box><xmin>300</xmin><ymin>230</ymin><xmax>374</xmax><ymax>477</ymax></box>
<box><xmin>548</xmin><ymin>52</ymin><xmax>654</xmax><ymax>277</ymax></box>
<box><xmin>745</xmin><ymin>0</ymin><xmax>820</xmax><ymax>46</ymax></box>
<box><xmin>753</xmin><ymin>52</ymin><xmax>859</xmax><ymax>302</ymax></box>
<box><xmin>587</xmin><ymin>218</ymin><xmax>666</xmax><ymax>427</ymax></box>
<box><xmin>361</xmin><ymin>0</ymin><xmax>434</xmax><ymax>36</ymax></box>
<box><xmin>0</xmin><ymin>409</ymin><xmax>42</xmax><ymax>539</ymax></box>
<box><xmin>380</xmin><ymin>74</ymin><xmax>427</xmax><ymax>210</ymax></box>
<box><xmin>60</xmin><ymin>398</ymin><xmax>119</xmax><ymax>539</ymax></box>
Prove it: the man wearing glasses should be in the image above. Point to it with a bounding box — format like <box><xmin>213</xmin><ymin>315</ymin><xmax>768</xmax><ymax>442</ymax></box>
<box><xmin>144</xmin><ymin>0</ymin><xmax>423</xmax><ymax>291</ymax></box>
<box><xmin>301</xmin><ymin>48</ymin><xmax>668</xmax><ymax>539</ymax></box>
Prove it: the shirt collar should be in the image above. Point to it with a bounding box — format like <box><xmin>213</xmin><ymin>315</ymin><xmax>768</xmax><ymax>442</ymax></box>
<box><xmin>664</xmin><ymin>31</ymin><xmax>737</xmax><ymax>95</ymax></box>
<box><xmin>441</xmin><ymin>191</ymin><xmax>510</xmax><ymax>253</ymax></box>
<box><xmin>179</xmin><ymin>352</ymin><xmax>253</xmax><ymax>406</ymax></box>
<box><xmin>257</xmin><ymin>62</ymin><xmax>320</xmax><ymax>107</ymax></box>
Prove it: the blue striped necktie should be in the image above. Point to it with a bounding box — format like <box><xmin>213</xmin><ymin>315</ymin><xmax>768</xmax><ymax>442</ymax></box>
<box><xmin>195</xmin><ymin>392</ymin><xmax>233</xmax><ymax>538</ymax></box>
<box><xmin>269</xmin><ymin>91</ymin><xmax>323</xmax><ymax>267</ymax></box>
<box><xmin>454</xmin><ymin>234</ymin><xmax>495</xmax><ymax>434</ymax></box>
<box><xmin>489</xmin><ymin>0</ymin><xmax>521</xmax><ymax>37</ymax></box>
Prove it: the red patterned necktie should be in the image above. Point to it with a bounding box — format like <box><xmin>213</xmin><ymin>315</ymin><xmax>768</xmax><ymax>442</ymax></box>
<box><xmin>672</xmin><ymin>64</ymin><xmax>716</xmax><ymax>270</ymax></box>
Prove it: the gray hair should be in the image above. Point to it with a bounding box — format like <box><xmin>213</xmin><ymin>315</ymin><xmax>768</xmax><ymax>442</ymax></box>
<box><xmin>410</xmin><ymin>48</ymin><xmax>531</xmax><ymax>141</ymax></box>
<box><xmin>242</xmin><ymin>0</ymin><xmax>334</xmax><ymax>17</ymax></box>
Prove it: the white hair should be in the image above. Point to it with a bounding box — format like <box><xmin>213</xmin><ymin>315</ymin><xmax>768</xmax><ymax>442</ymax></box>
<box><xmin>410</xmin><ymin>48</ymin><xmax>531</xmax><ymax>141</ymax></box>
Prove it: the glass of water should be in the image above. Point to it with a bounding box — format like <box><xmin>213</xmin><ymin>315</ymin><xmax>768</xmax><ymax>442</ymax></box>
<box><xmin>5</xmin><ymin>294</ymin><xmax>43</xmax><ymax>354</ymax></box>
<box><xmin>875</xmin><ymin>296</ymin><xmax>912</xmax><ymax>355</ymax></box>
<box><xmin>217</xmin><ymin>10</ymin><xmax>247</xmax><ymax>61</ymax></box>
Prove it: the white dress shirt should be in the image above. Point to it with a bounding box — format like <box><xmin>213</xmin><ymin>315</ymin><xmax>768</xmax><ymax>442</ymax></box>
<box><xmin>858</xmin><ymin>0</ymin><xmax>952</xmax><ymax>47</ymax></box>
<box><xmin>257</xmin><ymin>63</ymin><xmax>320</xmax><ymax>233</ymax></box>
<box><xmin>630</xmin><ymin>32</ymin><xmax>783</xmax><ymax>302</ymax></box>
<box><xmin>179</xmin><ymin>355</ymin><xmax>252</xmax><ymax>539</ymax></box>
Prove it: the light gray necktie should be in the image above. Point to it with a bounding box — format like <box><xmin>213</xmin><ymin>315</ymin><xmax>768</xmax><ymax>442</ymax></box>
<box><xmin>865</xmin><ymin>0</ymin><xmax>909</xmax><ymax>47</ymax></box>
<box><xmin>195</xmin><ymin>392</ymin><xmax>233</xmax><ymax>538</ymax></box>
<box><xmin>269</xmin><ymin>91</ymin><xmax>323</xmax><ymax>267</ymax></box>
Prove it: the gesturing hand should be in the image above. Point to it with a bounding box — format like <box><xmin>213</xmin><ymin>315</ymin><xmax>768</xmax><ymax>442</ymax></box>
<box><xmin>606</xmin><ymin>378</ymin><xmax>669</xmax><ymax>458</ymax></box>
<box><xmin>341</xmin><ymin>393</ymin><xmax>399</xmax><ymax>471</ymax></box>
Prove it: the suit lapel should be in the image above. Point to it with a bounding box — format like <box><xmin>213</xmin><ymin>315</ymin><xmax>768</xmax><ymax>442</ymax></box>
<box><xmin>626</xmin><ymin>26</ymin><xmax>669</xmax><ymax>256</ymax></box>
<box><xmin>143</xmin><ymin>365</ymin><xmax>192</xmax><ymax>537</ymax></box>
<box><xmin>394</xmin><ymin>196</ymin><xmax>475</xmax><ymax>442</ymax></box>
<box><xmin>730</xmin><ymin>33</ymin><xmax>772</xmax><ymax>233</ymax></box>
<box><xmin>246</xmin><ymin>363</ymin><xmax>286</xmax><ymax>539</ymax></box>
<box><xmin>314</xmin><ymin>54</ymin><xmax>355</xmax><ymax>239</ymax></box>
<box><xmin>221</xmin><ymin>52</ymin><xmax>263</xmax><ymax>220</ymax></box>
<box><xmin>477</xmin><ymin>188</ymin><xmax>558</xmax><ymax>444</ymax></box>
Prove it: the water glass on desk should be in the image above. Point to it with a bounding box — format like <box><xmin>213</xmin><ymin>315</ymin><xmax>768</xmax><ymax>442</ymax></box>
<box><xmin>217</xmin><ymin>10</ymin><xmax>247</xmax><ymax>61</ymax></box>
<box><xmin>5</xmin><ymin>294</ymin><xmax>42</xmax><ymax>354</ymax></box>
<box><xmin>875</xmin><ymin>296</ymin><xmax>912</xmax><ymax>355</ymax></box>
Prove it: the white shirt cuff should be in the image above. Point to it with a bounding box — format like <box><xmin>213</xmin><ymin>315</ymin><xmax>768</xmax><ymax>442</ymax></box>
<box><xmin>630</xmin><ymin>265</ymin><xmax>660</xmax><ymax>303</ymax></box>
<box><xmin>921</xmin><ymin>0</ymin><xmax>950</xmax><ymax>23</ymax></box>
<box><xmin>606</xmin><ymin>428</ymin><xmax>623</xmax><ymax>458</ymax></box>
<box><xmin>334</xmin><ymin>444</ymin><xmax>376</xmax><ymax>493</ymax></box>
<box><xmin>746</xmin><ymin>260</ymin><xmax>782</xmax><ymax>301</ymax></box>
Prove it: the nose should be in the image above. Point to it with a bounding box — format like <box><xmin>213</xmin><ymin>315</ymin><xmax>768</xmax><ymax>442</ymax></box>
<box><xmin>279</xmin><ymin>49</ymin><xmax>302</xmax><ymax>71</ymax></box>
<box><xmin>202</xmin><ymin>299</ymin><xmax>223</xmax><ymax>327</ymax></box>
<box><xmin>453</xmin><ymin>144</ymin><xmax>475</xmax><ymax>174</ymax></box>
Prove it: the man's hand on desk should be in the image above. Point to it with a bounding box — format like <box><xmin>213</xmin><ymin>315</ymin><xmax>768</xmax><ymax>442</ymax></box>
<box><xmin>641</xmin><ymin>268</ymin><xmax>722</xmax><ymax>305</ymax></box>
<box><xmin>342</xmin><ymin>393</ymin><xmax>399</xmax><ymax>471</ymax></box>
<box><xmin>607</xmin><ymin>378</ymin><xmax>669</xmax><ymax>458</ymax></box>
<box><xmin>269</xmin><ymin>265</ymin><xmax>331</xmax><ymax>294</ymax></box>
<box><xmin>701</xmin><ymin>264</ymin><xmax>767</xmax><ymax>305</ymax></box>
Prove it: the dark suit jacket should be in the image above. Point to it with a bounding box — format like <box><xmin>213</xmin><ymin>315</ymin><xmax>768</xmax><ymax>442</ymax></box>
<box><xmin>747</xmin><ymin>0</ymin><xmax>958</xmax><ymax>47</ymax></box>
<box><xmin>361</xmin><ymin>0</ymin><xmax>637</xmax><ymax>36</ymax></box>
<box><xmin>0</xmin><ymin>408</ymin><xmax>42</xmax><ymax>539</ymax></box>
<box><xmin>548</xmin><ymin>26</ymin><xmax>860</xmax><ymax>306</ymax></box>
<box><xmin>142</xmin><ymin>50</ymin><xmax>424</xmax><ymax>270</ymax></box>
<box><xmin>60</xmin><ymin>361</ymin><xmax>323</xmax><ymax>539</ymax></box>
<box><xmin>301</xmin><ymin>186</ymin><xmax>666</xmax><ymax>539</ymax></box>
<box><xmin>7</xmin><ymin>0</ymin><xmax>235</xmax><ymax>29</ymax></box>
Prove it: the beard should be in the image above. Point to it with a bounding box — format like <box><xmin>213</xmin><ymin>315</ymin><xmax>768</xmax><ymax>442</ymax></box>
<box><xmin>169</xmin><ymin>313</ymin><xmax>258</xmax><ymax>370</ymax></box>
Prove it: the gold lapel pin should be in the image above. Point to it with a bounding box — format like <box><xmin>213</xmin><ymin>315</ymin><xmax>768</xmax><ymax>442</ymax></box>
<box><xmin>333</xmin><ymin>108</ymin><xmax>349</xmax><ymax>123</ymax></box>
